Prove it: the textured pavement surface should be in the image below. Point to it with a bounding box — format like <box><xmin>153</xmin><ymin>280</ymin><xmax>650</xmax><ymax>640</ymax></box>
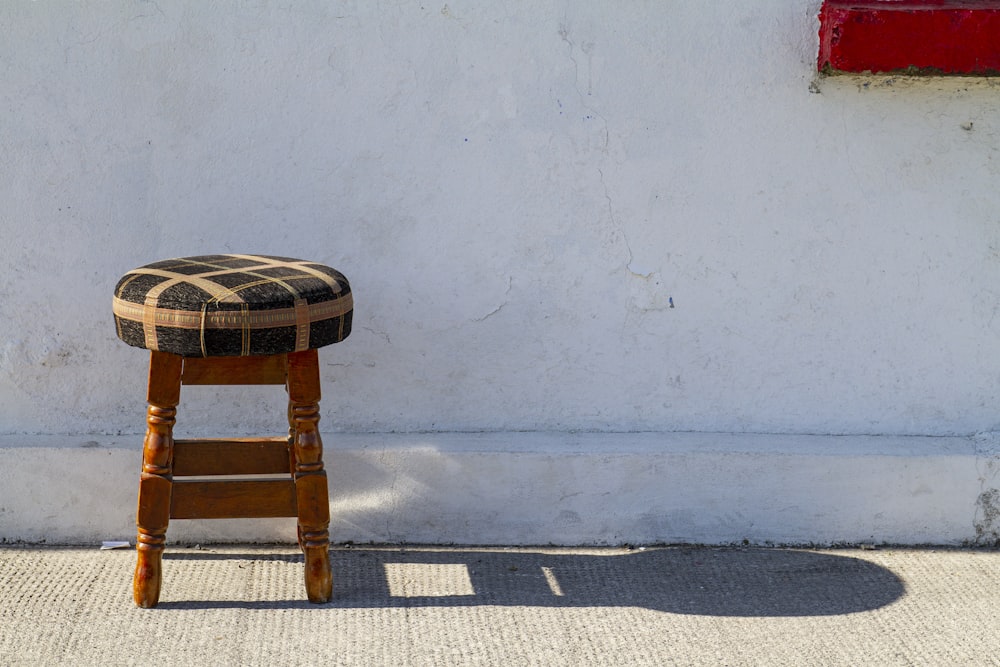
<box><xmin>1</xmin><ymin>544</ymin><xmax>998</xmax><ymax>666</ymax></box>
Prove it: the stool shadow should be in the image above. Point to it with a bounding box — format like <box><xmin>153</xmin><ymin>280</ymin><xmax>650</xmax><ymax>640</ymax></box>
<box><xmin>158</xmin><ymin>546</ymin><xmax>905</xmax><ymax>616</ymax></box>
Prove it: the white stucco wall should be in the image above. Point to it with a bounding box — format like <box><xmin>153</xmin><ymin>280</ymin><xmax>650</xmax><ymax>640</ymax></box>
<box><xmin>2</xmin><ymin>1</ymin><xmax>1000</xmax><ymax>544</ymax></box>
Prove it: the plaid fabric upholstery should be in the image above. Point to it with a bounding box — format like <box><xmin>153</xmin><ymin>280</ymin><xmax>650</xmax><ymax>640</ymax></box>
<box><xmin>113</xmin><ymin>255</ymin><xmax>352</xmax><ymax>357</ymax></box>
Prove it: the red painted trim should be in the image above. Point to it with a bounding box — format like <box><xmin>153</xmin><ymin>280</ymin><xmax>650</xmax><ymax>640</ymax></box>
<box><xmin>819</xmin><ymin>0</ymin><xmax>1000</xmax><ymax>74</ymax></box>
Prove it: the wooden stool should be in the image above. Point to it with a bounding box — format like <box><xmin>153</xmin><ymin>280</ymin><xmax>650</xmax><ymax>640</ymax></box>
<box><xmin>113</xmin><ymin>255</ymin><xmax>353</xmax><ymax>608</ymax></box>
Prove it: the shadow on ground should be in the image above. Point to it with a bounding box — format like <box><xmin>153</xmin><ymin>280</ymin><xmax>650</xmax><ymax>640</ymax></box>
<box><xmin>160</xmin><ymin>546</ymin><xmax>905</xmax><ymax>616</ymax></box>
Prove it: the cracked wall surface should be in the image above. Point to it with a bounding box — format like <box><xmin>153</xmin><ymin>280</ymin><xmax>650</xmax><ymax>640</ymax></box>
<box><xmin>3</xmin><ymin>1</ymin><xmax>1000</xmax><ymax>438</ymax></box>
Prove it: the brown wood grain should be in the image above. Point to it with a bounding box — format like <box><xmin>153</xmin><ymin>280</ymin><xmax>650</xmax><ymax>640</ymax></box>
<box><xmin>181</xmin><ymin>354</ymin><xmax>288</xmax><ymax>385</ymax></box>
<box><xmin>170</xmin><ymin>479</ymin><xmax>297</xmax><ymax>519</ymax></box>
<box><xmin>172</xmin><ymin>437</ymin><xmax>291</xmax><ymax>476</ymax></box>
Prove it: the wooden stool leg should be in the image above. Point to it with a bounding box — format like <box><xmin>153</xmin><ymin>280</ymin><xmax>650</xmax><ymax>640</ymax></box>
<box><xmin>134</xmin><ymin>351</ymin><xmax>182</xmax><ymax>608</ymax></box>
<box><xmin>287</xmin><ymin>349</ymin><xmax>332</xmax><ymax>603</ymax></box>
<box><xmin>288</xmin><ymin>402</ymin><xmax>306</xmax><ymax>553</ymax></box>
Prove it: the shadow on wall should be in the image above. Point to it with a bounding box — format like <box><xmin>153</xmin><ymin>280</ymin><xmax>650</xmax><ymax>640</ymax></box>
<box><xmin>161</xmin><ymin>546</ymin><xmax>905</xmax><ymax>616</ymax></box>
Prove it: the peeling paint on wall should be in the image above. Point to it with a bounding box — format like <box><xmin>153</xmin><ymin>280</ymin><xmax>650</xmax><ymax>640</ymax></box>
<box><xmin>972</xmin><ymin>434</ymin><xmax>1000</xmax><ymax>545</ymax></box>
<box><xmin>974</xmin><ymin>488</ymin><xmax>1000</xmax><ymax>545</ymax></box>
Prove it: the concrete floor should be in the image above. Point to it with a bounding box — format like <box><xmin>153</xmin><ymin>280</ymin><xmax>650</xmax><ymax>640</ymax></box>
<box><xmin>1</xmin><ymin>544</ymin><xmax>998</xmax><ymax>665</ymax></box>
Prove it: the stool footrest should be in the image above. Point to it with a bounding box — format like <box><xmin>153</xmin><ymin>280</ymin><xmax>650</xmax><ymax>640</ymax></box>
<box><xmin>170</xmin><ymin>479</ymin><xmax>298</xmax><ymax>519</ymax></box>
<box><xmin>172</xmin><ymin>437</ymin><xmax>291</xmax><ymax>476</ymax></box>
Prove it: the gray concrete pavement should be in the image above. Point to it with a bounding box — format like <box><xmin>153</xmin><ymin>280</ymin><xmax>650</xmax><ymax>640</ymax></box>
<box><xmin>1</xmin><ymin>544</ymin><xmax>998</xmax><ymax>665</ymax></box>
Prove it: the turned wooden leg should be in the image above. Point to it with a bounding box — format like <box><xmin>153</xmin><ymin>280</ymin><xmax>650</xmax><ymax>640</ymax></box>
<box><xmin>287</xmin><ymin>349</ymin><xmax>332</xmax><ymax>603</ymax></box>
<box><xmin>134</xmin><ymin>351</ymin><xmax>182</xmax><ymax>608</ymax></box>
<box><xmin>287</xmin><ymin>402</ymin><xmax>306</xmax><ymax>553</ymax></box>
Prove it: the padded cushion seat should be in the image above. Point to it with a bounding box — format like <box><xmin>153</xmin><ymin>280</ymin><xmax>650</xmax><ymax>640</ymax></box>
<box><xmin>113</xmin><ymin>254</ymin><xmax>352</xmax><ymax>358</ymax></box>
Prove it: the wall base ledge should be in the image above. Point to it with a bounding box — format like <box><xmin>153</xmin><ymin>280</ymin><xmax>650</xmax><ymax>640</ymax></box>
<box><xmin>2</xmin><ymin>432</ymin><xmax>996</xmax><ymax>546</ymax></box>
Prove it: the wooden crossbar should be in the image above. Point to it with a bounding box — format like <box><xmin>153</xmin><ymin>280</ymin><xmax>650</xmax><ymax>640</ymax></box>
<box><xmin>172</xmin><ymin>437</ymin><xmax>291</xmax><ymax>476</ymax></box>
<box><xmin>170</xmin><ymin>479</ymin><xmax>297</xmax><ymax>519</ymax></box>
<box><xmin>181</xmin><ymin>354</ymin><xmax>288</xmax><ymax>385</ymax></box>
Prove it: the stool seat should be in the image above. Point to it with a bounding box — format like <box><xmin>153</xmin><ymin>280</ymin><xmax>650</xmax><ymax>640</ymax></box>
<box><xmin>113</xmin><ymin>254</ymin><xmax>352</xmax><ymax>358</ymax></box>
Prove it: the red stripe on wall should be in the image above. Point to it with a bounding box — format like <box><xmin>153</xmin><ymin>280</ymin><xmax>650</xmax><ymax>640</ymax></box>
<box><xmin>819</xmin><ymin>1</ymin><xmax>1000</xmax><ymax>75</ymax></box>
